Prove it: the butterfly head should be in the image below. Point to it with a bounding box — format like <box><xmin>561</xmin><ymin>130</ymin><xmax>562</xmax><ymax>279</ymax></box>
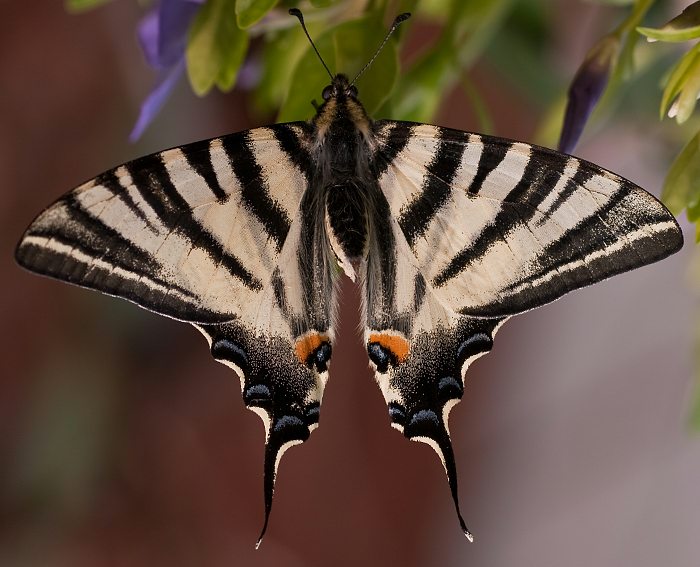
<box><xmin>290</xmin><ymin>8</ymin><xmax>410</xmax><ymax>121</ymax></box>
<box><xmin>321</xmin><ymin>74</ymin><xmax>358</xmax><ymax>102</ymax></box>
<box><xmin>313</xmin><ymin>73</ymin><xmax>368</xmax><ymax>132</ymax></box>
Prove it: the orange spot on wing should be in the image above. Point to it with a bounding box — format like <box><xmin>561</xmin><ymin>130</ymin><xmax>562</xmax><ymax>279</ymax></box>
<box><xmin>368</xmin><ymin>332</ymin><xmax>410</xmax><ymax>363</ymax></box>
<box><xmin>294</xmin><ymin>333</ymin><xmax>329</xmax><ymax>365</ymax></box>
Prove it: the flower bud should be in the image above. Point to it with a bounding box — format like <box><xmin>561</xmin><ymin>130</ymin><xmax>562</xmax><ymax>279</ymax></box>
<box><xmin>558</xmin><ymin>35</ymin><xmax>620</xmax><ymax>154</ymax></box>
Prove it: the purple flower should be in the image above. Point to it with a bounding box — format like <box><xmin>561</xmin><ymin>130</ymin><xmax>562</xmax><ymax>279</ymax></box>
<box><xmin>130</xmin><ymin>0</ymin><xmax>204</xmax><ymax>141</ymax></box>
<box><xmin>558</xmin><ymin>35</ymin><xmax>619</xmax><ymax>154</ymax></box>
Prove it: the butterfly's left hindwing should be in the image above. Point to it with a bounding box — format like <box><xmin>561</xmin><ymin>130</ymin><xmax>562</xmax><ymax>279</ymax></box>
<box><xmin>16</xmin><ymin>123</ymin><xmax>339</xmax><ymax>543</ymax></box>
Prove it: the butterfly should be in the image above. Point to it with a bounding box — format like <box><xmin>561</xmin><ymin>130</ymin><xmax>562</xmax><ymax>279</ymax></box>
<box><xmin>15</xmin><ymin>9</ymin><xmax>683</xmax><ymax>547</ymax></box>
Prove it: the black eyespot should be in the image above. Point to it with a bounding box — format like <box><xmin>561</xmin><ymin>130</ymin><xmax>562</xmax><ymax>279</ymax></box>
<box><xmin>244</xmin><ymin>383</ymin><xmax>271</xmax><ymax>408</ymax></box>
<box><xmin>273</xmin><ymin>415</ymin><xmax>310</xmax><ymax>442</ymax></box>
<box><xmin>456</xmin><ymin>333</ymin><xmax>493</xmax><ymax>368</ymax></box>
<box><xmin>404</xmin><ymin>409</ymin><xmax>440</xmax><ymax>439</ymax></box>
<box><xmin>388</xmin><ymin>402</ymin><xmax>406</xmax><ymax>426</ymax></box>
<box><xmin>211</xmin><ymin>338</ymin><xmax>249</xmax><ymax>371</ymax></box>
<box><xmin>322</xmin><ymin>85</ymin><xmax>333</xmax><ymax>100</ymax></box>
<box><xmin>437</xmin><ymin>376</ymin><xmax>463</xmax><ymax>402</ymax></box>
<box><xmin>346</xmin><ymin>85</ymin><xmax>358</xmax><ymax>97</ymax></box>
<box><xmin>305</xmin><ymin>403</ymin><xmax>320</xmax><ymax>426</ymax></box>
<box><xmin>368</xmin><ymin>342</ymin><xmax>395</xmax><ymax>373</ymax></box>
<box><xmin>313</xmin><ymin>342</ymin><xmax>332</xmax><ymax>372</ymax></box>
<box><xmin>304</xmin><ymin>341</ymin><xmax>332</xmax><ymax>372</ymax></box>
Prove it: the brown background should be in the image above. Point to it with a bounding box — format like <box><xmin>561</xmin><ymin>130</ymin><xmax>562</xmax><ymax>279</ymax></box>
<box><xmin>1</xmin><ymin>2</ymin><xmax>698</xmax><ymax>566</ymax></box>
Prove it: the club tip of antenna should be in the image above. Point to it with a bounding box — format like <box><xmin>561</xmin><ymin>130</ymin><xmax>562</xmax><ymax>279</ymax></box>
<box><xmin>289</xmin><ymin>8</ymin><xmax>302</xmax><ymax>20</ymax></box>
<box><xmin>393</xmin><ymin>12</ymin><xmax>411</xmax><ymax>26</ymax></box>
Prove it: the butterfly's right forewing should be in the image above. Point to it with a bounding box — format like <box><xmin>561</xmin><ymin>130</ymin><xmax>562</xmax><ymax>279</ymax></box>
<box><xmin>16</xmin><ymin>124</ymin><xmax>318</xmax><ymax>323</ymax></box>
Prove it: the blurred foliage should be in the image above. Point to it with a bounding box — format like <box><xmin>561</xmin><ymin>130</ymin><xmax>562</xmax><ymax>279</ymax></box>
<box><xmin>638</xmin><ymin>1</ymin><xmax>700</xmax><ymax>427</ymax></box>
<box><xmin>187</xmin><ymin>0</ymin><xmax>247</xmax><ymax>94</ymax></box>
<box><xmin>10</xmin><ymin>350</ymin><xmax>121</xmax><ymax>520</ymax></box>
<box><xmin>68</xmin><ymin>0</ymin><xmax>700</xmax><ymax>426</ymax></box>
<box><xmin>278</xmin><ymin>12</ymin><xmax>401</xmax><ymax>121</ymax></box>
<box><xmin>64</xmin><ymin>0</ymin><xmax>113</xmax><ymax>13</ymax></box>
<box><xmin>640</xmin><ymin>1</ymin><xmax>700</xmax><ymax>240</ymax></box>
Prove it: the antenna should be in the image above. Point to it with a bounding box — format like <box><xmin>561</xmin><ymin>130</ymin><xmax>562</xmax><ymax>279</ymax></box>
<box><xmin>289</xmin><ymin>8</ymin><xmax>334</xmax><ymax>81</ymax></box>
<box><xmin>350</xmin><ymin>12</ymin><xmax>411</xmax><ymax>86</ymax></box>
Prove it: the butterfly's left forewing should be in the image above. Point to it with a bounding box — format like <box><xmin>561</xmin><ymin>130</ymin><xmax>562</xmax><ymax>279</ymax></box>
<box><xmin>16</xmin><ymin>123</ymin><xmax>340</xmax><ymax>543</ymax></box>
<box><xmin>374</xmin><ymin>121</ymin><xmax>683</xmax><ymax>318</ymax></box>
<box><xmin>365</xmin><ymin>120</ymin><xmax>683</xmax><ymax>540</ymax></box>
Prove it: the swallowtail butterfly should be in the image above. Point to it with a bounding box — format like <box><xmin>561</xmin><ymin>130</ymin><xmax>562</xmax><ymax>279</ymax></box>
<box><xmin>15</xmin><ymin>10</ymin><xmax>683</xmax><ymax>546</ymax></box>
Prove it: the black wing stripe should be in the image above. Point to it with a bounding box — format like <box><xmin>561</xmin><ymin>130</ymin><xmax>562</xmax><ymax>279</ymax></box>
<box><xmin>270</xmin><ymin>123</ymin><xmax>314</xmax><ymax>182</ymax></box>
<box><xmin>373</xmin><ymin>121</ymin><xmax>413</xmax><ymax>177</ymax></box>
<box><xmin>398</xmin><ymin>129</ymin><xmax>466</xmax><ymax>247</ymax></box>
<box><xmin>222</xmin><ymin>132</ymin><xmax>291</xmax><ymax>250</ymax></box>
<box><xmin>20</xmin><ymin>234</ymin><xmax>200</xmax><ymax>303</ymax></box>
<box><xmin>468</xmin><ymin>139</ymin><xmax>511</xmax><ymax>195</ymax></box>
<box><xmin>126</xmin><ymin>154</ymin><xmax>263</xmax><ymax>291</ymax></box>
<box><xmin>539</xmin><ymin>160</ymin><xmax>593</xmax><ymax>220</ymax></box>
<box><xmin>59</xmin><ymin>193</ymin><xmax>158</xmax><ymax>270</ymax></box>
<box><xmin>94</xmin><ymin>170</ymin><xmax>155</xmax><ymax>230</ymax></box>
<box><xmin>271</xmin><ymin>267</ymin><xmax>289</xmax><ymax>318</ymax></box>
<box><xmin>413</xmin><ymin>273</ymin><xmax>427</xmax><ymax>313</ymax></box>
<box><xmin>15</xmin><ymin>196</ymin><xmax>213</xmax><ymax>312</ymax></box>
<box><xmin>181</xmin><ymin>140</ymin><xmax>228</xmax><ymax>201</ymax></box>
<box><xmin>462</xmin><ymin>194</ymin><xmax>681</xmax><ymax>316</ymax></box>
<box><xmin>433</xmin><ymin>149</ymin><xmax>573</xmax><ymax>287</ymax></box>
<box><xmin>125</xmin><ymin>156</ymin><xmax>181</xmax><ymax>227</ymax></box>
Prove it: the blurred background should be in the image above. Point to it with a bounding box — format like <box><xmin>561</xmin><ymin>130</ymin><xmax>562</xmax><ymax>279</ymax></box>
<box><xmin>1</xmin><ymin>1</ymin><xmax>699</xmax><ymax>566</ymax></box>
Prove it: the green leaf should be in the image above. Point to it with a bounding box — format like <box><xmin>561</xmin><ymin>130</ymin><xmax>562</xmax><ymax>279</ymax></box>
<box><xmin>391</xmin><ymin>45</ymin><xmax>455</xmax><ymax>122</ymax></box>
<box><xmin>255</xmin><ymin>27</ymin><xmax>311</xmax><ymax>114</ymax></box>
<box><xmin>613</xmin><ymin>26</ymin><xmax>641</xmax><ymax>81</ymax></box>
<box><xmin>236</xmin><ymin>0</ymin><xmax>278</xmax><ymax>29</ymax></box>
<box><xmin>187</xmin><ymin>0</ymin><xmax>248</xmax><ymax>95</ymax></box>
<box><xmin>533</xmin><ymin>94</ymin><xmax>567</xmax><ymax>148</ymax></box>
<box><xmin>660</xmin><ymin>43</ymin><xmax>700</xmax><ymax>120</ymax></box>
<box><xmin>638</xmin><ymin>25</ymin><xmax>700</xmax><ymax>42</ymax></box>
<box><xmin>309</xmin><ymin>0</ymin><xmax>338</xmax><ymax>7</ymax></box>
<box><xmin>333</xmin><ymin>18</ymin><xmax>400</xmax><ymax>114</ymax></box>
<box><xmin>391</xmin><ymin>0</ymin><xmax>514</xmax><ymax>122</ymax></box>
<box><xmin>675</xmin><ymin>57</ymin><xmax>700</xmax><ymax>123</ymax></box>
<box><xmin>589</xmin><ymin>0</ymin><xmax>635</xmax><ymax>5</ymax></box>
<box><xmin>459</xmin><ymin>77</ymin><xmax>493</xmax><ymax>134</ymax></box>
<box><xmin>277</xmin><ymin>13</ymin><xmax>400</xmax><ymax>122</ymax></box>
<box><xmin>637</xmin><ymin>1</ymin><xmax>700</xmax><ymax>42</ymax></box>
<box><xmin>419</xmin><ymin>0</ymin><xmax>457</xmax><ymax>19</ymax></box>
<box><xmin>65</xmin><ymin>0</ymin><xmax>111</xmax><ymax>13</ymax></box>
<box><xmin>487</xmin><ymin>0</ymin><xmax>560</xmax><ymax>106</ymax></box>
<box><xmin>661</xmin><ymin>130</ymin><xmax>700</xmax><ymax>215</ymax></box>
